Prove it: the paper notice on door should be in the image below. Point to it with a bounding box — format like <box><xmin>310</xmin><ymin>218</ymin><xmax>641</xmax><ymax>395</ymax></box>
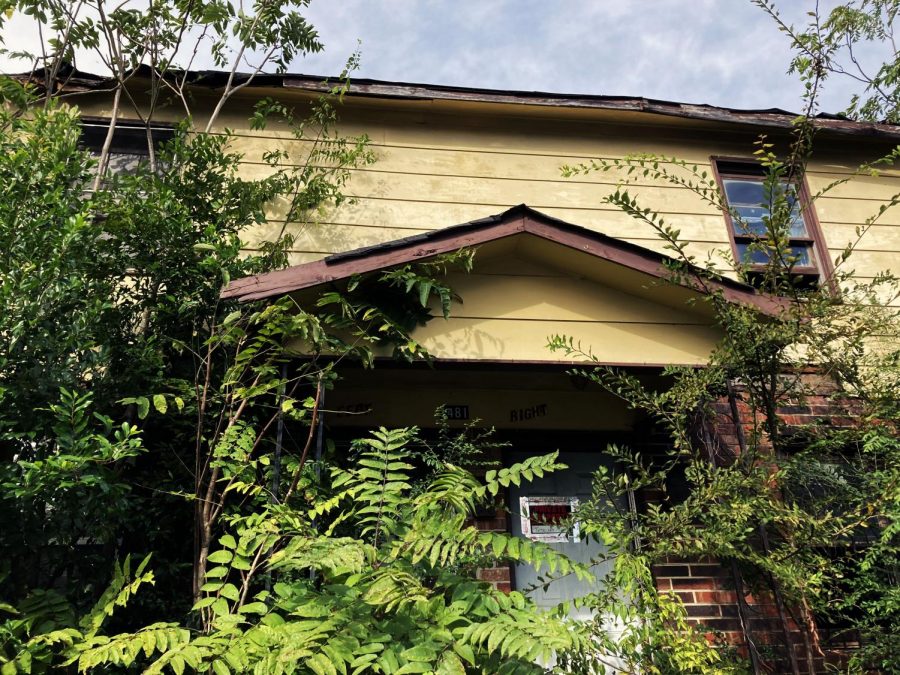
<box><xmin>519</xmin><ymin>496</ymin><xmax>579</xmax><ymax>543</ymax></box>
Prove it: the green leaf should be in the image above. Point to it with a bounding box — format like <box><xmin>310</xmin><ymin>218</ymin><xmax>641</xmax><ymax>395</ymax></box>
<box><xmin>222</xmin><ymin>310</ymin><xmax>242</xmax><ymax>325</ymax></box>
<box><xmin>153</xmin><ymin>394</ymin><xmax>167</xmax><ymax>414</ymax></box>
<box><xmin>418</xmin><ymin>281</ymin><xmax>431</xmax><ymax>307</ymax></box>
<box><xmin>452</xmin><ymin>643</ymin><xmax>475</xmax><ymax>666</ymax></box>
<box><xmin>400</xmin><ymin>645</ymin><xmax>436</xmax><ymax>662</ymax></box>
<box><xmin>170</xmin><ymin>654</ymin><xmax>186</xmax><ymax>675</ymax></box>
<box><xmin>240</xmin><ymin>602</ymin><xmax>267</xmax><ymax>615</ymax></box>
<box><xmin>307</xmin><ymin>653</ymin><xmax>338</xmax><ymax>675</ymax></box>
<box><xmin>135</xmin><ymin>397</ymin><xmax>150</xmax><ymax>420</ymax></box>
<box><xmin>219</xmin><ymin>584</ymin><xmax>240</xmax><ymax>601</ymax></box>
<box><xmin>207</xmin><ymin>550</ymin><xmax>233</xmax><ymax>564</ymax></box>
<box><xmin>192</xmin><ymin>597</ymin><xmax>216</xmax><ymax>610</ymax></box>
<box><xmin>436</xmin><ymin>652</ymin><xmax>466</xmax><ymax>675</ymax></box>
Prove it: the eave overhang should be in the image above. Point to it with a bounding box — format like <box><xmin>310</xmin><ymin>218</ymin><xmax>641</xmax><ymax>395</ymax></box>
<box><xmin>221</xmin><ymin>204</ymin><xmax>786</xmax><ymax>315</ymax></box>
<box><xmin>15</xmin><ymin>63</ymin><xmax>900</xmax><ymax>140</ymax></box>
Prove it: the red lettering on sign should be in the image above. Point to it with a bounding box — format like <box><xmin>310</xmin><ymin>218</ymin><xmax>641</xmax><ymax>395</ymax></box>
<box><xmin>529</xmin><ymin>504</ymin><xmax>571</xmax><ymax>526</ymax></box>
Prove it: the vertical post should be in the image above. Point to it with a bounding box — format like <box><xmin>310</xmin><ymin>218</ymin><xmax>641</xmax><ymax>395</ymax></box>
<box><xmin>271</xmin><ymin>363</ymin><xmax>287</xmax><ymax>503</ymax></box>
<box><xmin>314</xmin><ymin>386</ymin><xmax>325</xmax><ymax>480</ymax></box>
<box><xmin>309</xmin><ymin>385</ymin><xmax>325</xmax><ymax>583</ymax></box>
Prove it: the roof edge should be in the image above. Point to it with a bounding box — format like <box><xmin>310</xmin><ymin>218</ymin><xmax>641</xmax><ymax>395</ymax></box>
<box><xmin>221</xmin><ymin>204</ymin><xmax>787</xmax><ymax>315</ymax></box>
<box><xmin>12</xmin><ymin>63</ymin><xmax>900</xmax><ymax>139</ymax></box>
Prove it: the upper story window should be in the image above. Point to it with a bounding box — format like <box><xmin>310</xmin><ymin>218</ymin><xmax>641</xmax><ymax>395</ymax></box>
<box><xmin>712</xmin><ymin>158</ymin><xmax>831</xmax><ymax>288</ymax></box>
<box><xmin>80</xmin><ymin>117</ymin><xmax>175</xmax><ymax>175</ymax></box>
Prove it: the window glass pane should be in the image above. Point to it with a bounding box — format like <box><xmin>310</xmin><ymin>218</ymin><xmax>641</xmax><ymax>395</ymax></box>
<box><xmin>723</xmin><ymin>179</ymin><xmax>765</xmax><ymax>205</ymax></box>
<box><xmin>725</xmin><ymin>178</ymin><xmax>811</xmax><ymax>238</ymax></box>
<box><xmin>789</xmin><ymin>206</ymin><xmax>808</xmax><ymax>237</ymax></box>
<box><xmin>786</xmin><ymin>244</ymin><xmax>813</xmax><ymax>267</ymax></box>
<box><xmin>733</xmin><ymin>206</ymin><xmax>768</xmax><ymax>236</ymax></box>
<box><xmin>736</xmin><ymin>242</ymin><xmax>772</xmax><ymax>265</ymax></box>
<box><xmin>105</xmin><ymin>152</ymin><xmax>146</xmax><ymax>175</ymax></box>
<box><xmin>736</xmin><ymin>243</ymin><xmax>814</xmax><ymax>268</ymax></box>
<box><xmin>734</xmin><ymin>207</ymin><xmax>809</xmax><ymax>238</ymax></box>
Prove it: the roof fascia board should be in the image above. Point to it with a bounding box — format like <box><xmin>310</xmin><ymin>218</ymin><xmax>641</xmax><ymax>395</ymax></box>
<box><xmin>222</xmin><ymin>205</ymin><xmax>785</xmax><ymax>315</ymax></box>
<box><xmin>222</xmin><ymin>214</ymin><xmax>528</xmax><ymax>302</ymax></box>
<box><xmin>16</xmin><ymin>64</ymin><xmax>900</xmax><ymax>140</ymax></box>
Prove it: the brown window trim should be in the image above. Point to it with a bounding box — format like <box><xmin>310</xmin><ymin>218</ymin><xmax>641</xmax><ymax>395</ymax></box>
<box><xmin>710</xmin><ymin>156</ymin><xmax>835</xmax><ymax>292</ymax></box>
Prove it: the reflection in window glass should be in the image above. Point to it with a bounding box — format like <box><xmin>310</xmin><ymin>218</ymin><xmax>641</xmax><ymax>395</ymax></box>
<box><xmin>724</xmin><ymin>179</ymin><xmax>808</xmax><ymax>237</ymax></box>
<box><xmin>736</xmin><ymin>242</ymin><xmax>814</xmax><ymax>267</ymax></box>
<box><xmin>97</xmin><ymin>152</ymin><xmax>148</xmax><ymax>176</ymax></box>
<box><xmin>723</xmin><ymin>179</ymin><xmax>766</xmax><ymax>205</ymax></box>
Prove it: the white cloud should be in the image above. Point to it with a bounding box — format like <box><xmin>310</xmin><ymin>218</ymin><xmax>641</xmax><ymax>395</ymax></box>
<box><xmin>0</xmin><ymin>0</ymin><xmax>877</xmax><ymax>114</ymax></box>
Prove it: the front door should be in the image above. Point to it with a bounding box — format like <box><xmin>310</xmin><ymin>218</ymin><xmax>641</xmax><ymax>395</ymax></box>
<box><xmin>508</xmin><ymin>449</ymin><xmax>617</xmax><ymax>620</ymax></box>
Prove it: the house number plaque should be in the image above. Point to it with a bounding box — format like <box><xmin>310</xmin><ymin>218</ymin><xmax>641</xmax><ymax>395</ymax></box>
<box><xmin>441</xmin><ymin>405</ymin><xmax>470</xmax><ymax>420</ymax></box>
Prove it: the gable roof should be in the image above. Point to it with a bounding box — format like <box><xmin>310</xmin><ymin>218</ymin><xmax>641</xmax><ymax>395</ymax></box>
<box><xmin>221</xmin><ymin>204</ymin><xmax>785</xmax><ymax>314</ymax></box>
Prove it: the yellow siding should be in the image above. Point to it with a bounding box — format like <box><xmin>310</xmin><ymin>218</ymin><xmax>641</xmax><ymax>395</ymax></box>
<box><xmin>298</xmin><ymin>250</ymin><xmax>723</xmax><ymax>366</ymax></box>
<box><xmin>214</xmin><ymin>108</ymin><xmax>900</xmax><ymax>294</ymax></box>
<box><xmin>409</xmin><ymin>316</ymin><xmax>718</xmax><ymax>364</ymax></box>
<box><xmin>75</xmin><ymin>91</ymin><xmax>900</xmax><ymax>329</ymax></box>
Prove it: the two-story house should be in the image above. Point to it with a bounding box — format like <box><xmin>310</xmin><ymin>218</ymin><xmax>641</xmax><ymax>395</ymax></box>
<box><xmin>65</xmin><ymin>67</ymin><xmax>900</xmax><ymax>672</ymax></box>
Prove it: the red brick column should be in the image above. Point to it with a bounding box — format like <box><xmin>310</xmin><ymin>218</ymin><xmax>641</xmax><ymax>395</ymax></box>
<box><xmin>651</xmin><ymin>557</ymin><xmax>808</xmax><ymax>670</ymax></box>
<box><xmin>663</xmin><ymin>376</ymin><xmax>861</xmax><ymax>673</ymax></box>
<box><xmin>652</xmin><ymin>559</ymin><xmax>743</xmax><ymax>641</ymax></box>
<box><xmin>474</xmin><ymin>504</ymin><xmax>512</xmax><ymax>593</ymax></box>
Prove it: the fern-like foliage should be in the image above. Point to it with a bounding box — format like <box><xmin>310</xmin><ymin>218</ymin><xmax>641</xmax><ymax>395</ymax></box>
<box><xmin>0</xmin><ymin>556</ymin><xmax>155</xmax><ymax>674</ymax></box>
<box><xmin>69</xmin><ymin>428</ymin><xmax>595</xmax><ymax>673</ymax></box>
<box><xmin>332</xmin><ymin>428</ymin><xmax>416</xmax><ymax>546</ymax></box>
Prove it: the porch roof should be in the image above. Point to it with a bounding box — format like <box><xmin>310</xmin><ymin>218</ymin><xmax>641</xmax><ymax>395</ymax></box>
<box><xmin>222</xmin><ymin>204</ymin><xmax>784</xmax><ymax>315</ymax></box>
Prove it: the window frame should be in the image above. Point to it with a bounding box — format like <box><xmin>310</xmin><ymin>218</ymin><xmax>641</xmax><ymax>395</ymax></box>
<box><xmin>710</xmin><ymin>156</ymin><xmax>833</xmax><ymax>286</ymax></box>
<box><xmin>79</xmin><ymin>116</ymin><xmax>176</xmax><ymax>155</ymax></box>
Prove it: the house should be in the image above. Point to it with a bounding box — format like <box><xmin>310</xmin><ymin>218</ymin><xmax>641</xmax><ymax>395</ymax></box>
<box><xmin>62</xmin><ymin>67</ymin><xmax>900</xmax><ymax>671</ymax></box>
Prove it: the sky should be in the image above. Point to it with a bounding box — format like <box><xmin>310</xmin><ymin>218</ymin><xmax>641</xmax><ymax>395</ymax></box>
<box><xmin>0</xmin><ymin>0</ymin><xmax>882</xmax><ymax>115</ymax></box>
<box><xmin>297</xmin><ymin>0</ymin><xmax>866</xmax><ymax>114</ymax></box>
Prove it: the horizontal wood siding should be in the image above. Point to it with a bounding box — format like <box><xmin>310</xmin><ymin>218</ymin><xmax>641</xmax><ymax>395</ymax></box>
<box><xmin>365</xmin><ymin>255</ymin><xmax>721</xmax><ymax>364</ymax></box>
<box><xmin>216</xmin><ymin>105</ymin><xmax>900</xmax><ymax>304</ymax></box>
<box><xmin>75</xmin><ymin>95</ymin><xmax>900</xmax><ymax>312</ymax></box>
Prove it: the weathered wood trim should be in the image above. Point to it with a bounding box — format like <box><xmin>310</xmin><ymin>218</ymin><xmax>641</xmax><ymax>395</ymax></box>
<box><xmin>223</xmin><ymin>205</ymin><xmax>786</xmax><ymax>314</ymax></box>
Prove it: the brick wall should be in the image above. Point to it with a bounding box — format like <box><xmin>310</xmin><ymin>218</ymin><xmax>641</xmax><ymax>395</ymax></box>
<box><xmin>645</xmin><ymin>377</ymin><xmax>861</xmax><ymax>673</ymax></box>
<box><xmin>652</xmin><ymin>557</ymin><xmax>813</xmax><ymax>672</ymax></box>
<box><xmin>473</xmin><ymin>503</ymin><xmax>513</xmax><ymax>593</ymax></box>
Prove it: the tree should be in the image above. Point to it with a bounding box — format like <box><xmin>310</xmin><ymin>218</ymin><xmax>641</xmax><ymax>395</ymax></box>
<box><xmin>757</xmin><ymin>0</ymin><xmax>900</xmax><ymax>123</ymax></box>
<box><xmin>0</xmin><ymin>3</ymin><xmax>610</xmax><ymax>673</ymax></box>
<box><xmin>550</xmin><ymin>116</ymin><xmax>900</xmax><ymax>675</ymax></box>
<box><xmin>0</xmin><ymin>0</ymin><xmax>369</xmax><ymax>643</ymax></box>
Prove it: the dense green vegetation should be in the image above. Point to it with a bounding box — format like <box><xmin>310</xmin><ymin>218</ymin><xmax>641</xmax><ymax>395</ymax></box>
<box><xmin>1</xmin><ymin>1</ymin><xmax>899</xmax><ymax>673</ymax></box>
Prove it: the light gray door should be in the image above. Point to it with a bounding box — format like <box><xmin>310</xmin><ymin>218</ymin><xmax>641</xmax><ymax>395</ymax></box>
<box><xmin>508</xmin><ymin>450</ymin><xmax>617</xmax><ymax>619</ymax></box>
